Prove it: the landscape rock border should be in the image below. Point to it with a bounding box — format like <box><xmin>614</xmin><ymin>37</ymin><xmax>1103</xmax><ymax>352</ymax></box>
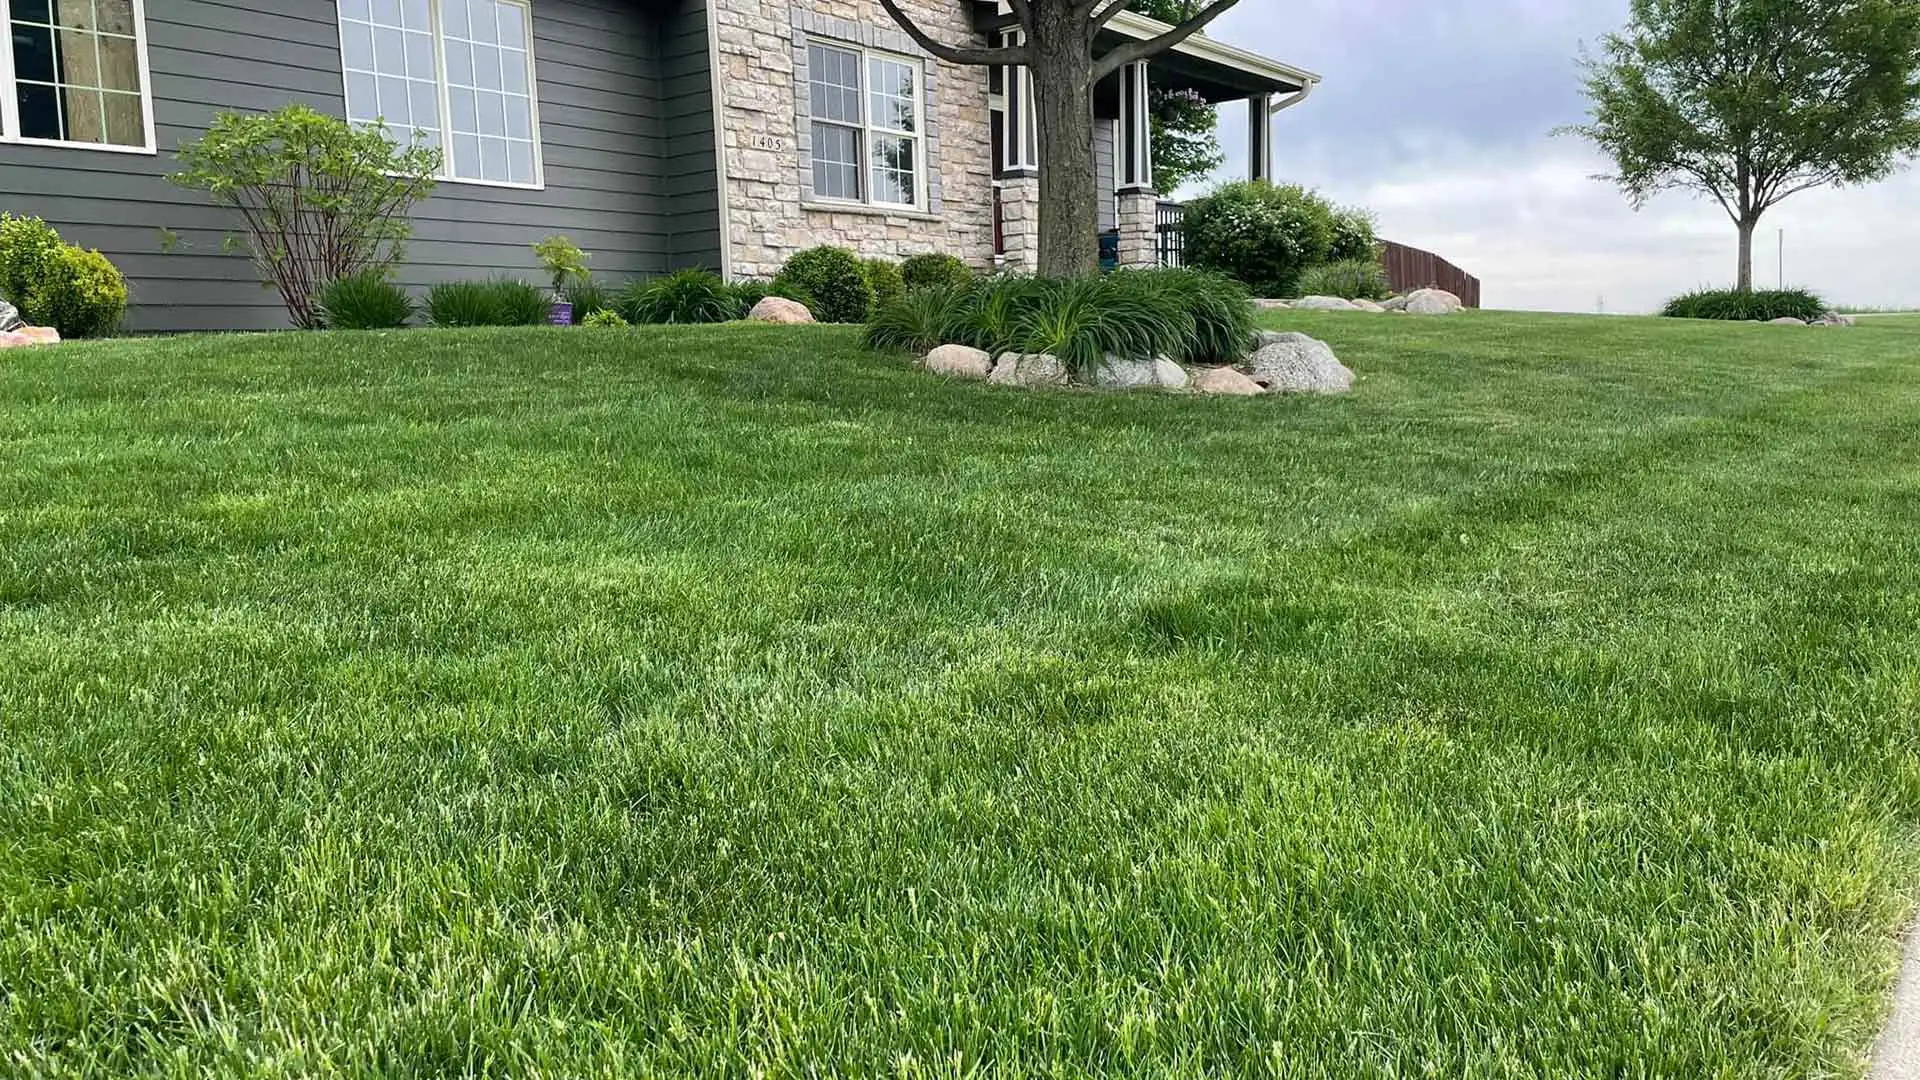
<box><xmin>915</xmin><ymin>328</ymin><xmax>1354</xmax><ymax>398</ymax></box>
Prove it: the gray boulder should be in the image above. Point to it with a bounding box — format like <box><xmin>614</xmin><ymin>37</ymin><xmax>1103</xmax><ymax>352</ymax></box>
<box><xmin>1351</xmin><ymin>298</ymin><xmax>1387</xmax><ymax>312</ymax></box>
<box><xmin>0</xmin><ymin>300</ymin><xmax>19</xmax><ymax>332</ymax></box>
<box><xmin>1294</xmin><ymin>295</ymin><xmax>1360</xmax><ymax>311</ymax></box>
<box><xmin>1404</xmin><ymin>288</ymin><xmax>1462</xmax><ymax>315</ymax></box>
<box><xmin>1812</xmin><ymin>310</ymin><xmax>1856</xmax><ymax>327</ymax></box>
<box><xmin>1380</xmin><ymin>296</ymin><xmax>1411</xmax><ymax>312</ymax></box>
<box><xmin>1252</xmin><ymin>298</ymin><xmax>1293</xmax><ymax>310</ymax></box>
<box><xmin>1153</xmin><ymin>357</ymin><xmax>1190</xmax><ymax>389</ymax></box>
<box><xmin>924</xmin><ymin>343</ymin><xmax>993</xmax><ymax>378</ymax></box>
<box><xmin>1243</xmin><ymin>333</ymin><xmax>1354</xmax><ymax>395</ymax></box>
<box><xmin>989</xmin><ymin>352</ymin><xmax>1068</xmax><ymax>388</ymax></box>
<box><xmin>1768</xmin><ymin>317</ymin><xmax>1808</xmax><ymax>326</ymax></box>
<box><xmin>1094</xmin><ymin>354</ymin><xmax>1159</xmax><ymax>389</ymax></box>
<box><xmin>1192</xmin><ymin>366</ymin><xmax>1264</xmax><ymax>396</ymax></box>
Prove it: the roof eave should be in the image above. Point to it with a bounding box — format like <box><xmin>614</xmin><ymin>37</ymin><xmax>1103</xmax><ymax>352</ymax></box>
<box><xmin>1105</xmin><ymin>10</ymin><xmax>1320</xmax><ymax>90</ymax></box>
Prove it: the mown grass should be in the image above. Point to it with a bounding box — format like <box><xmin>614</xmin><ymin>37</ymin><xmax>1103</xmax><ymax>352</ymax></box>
<box><xmin>1</xmin><ymin>312</ymin><xmax>1917</xmax><ymax>1078</ymax></box>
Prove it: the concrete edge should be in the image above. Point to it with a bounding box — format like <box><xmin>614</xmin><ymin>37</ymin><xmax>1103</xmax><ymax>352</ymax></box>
<box><xmin>1872</xmin><ymin>925</ymin><xmax>1920</xmax><ymax>1079</ymax></box>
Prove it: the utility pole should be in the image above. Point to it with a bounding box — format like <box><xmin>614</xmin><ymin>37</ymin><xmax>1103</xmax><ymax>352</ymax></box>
<box><xmin>1778</xmin><ymin>229</ymin><xmax>1785</xmax><ymax>289</ymax></box>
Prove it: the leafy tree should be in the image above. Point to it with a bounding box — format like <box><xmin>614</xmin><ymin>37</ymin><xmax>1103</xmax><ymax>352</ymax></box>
<box><xmin>171</xmin><ymin>106</ymin><xmax>440</xmax><ymax>328</ymax></box>
<box><xmin>1128</xmin><ymin>0</ymin><xmax>1223</xmax><ymax>193</ymax></box>
<box><xmin>1567</xmin><ymin>0</ymin><xmax>1920</xmax><ymax>291</ymax></box>
<box><xmin>877</xmin><ymin>0</ymin><xmax>1242</xmax><ymax>276</ymax></box>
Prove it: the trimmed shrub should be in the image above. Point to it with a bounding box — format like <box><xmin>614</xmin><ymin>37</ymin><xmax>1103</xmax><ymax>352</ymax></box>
<box><xmin>27</xmin><ymin>246</ymin><xmax>128</xmax><ymax>339</ymax></box>
<box><xmin>1296</xmin><ymin>259</ymin><xmax>1392</xmax><ymax>302</ymax></box>
<box><xmin>1328</xmin><ymin>207</ymin><xmax>1380</xmax><ymax>265</ymax></box>
<box><xmin>0</xmin><ymin>213</ymin><xmax>64</xmax><ymax>313</ymax></box>
<box><xmin>1110</xmin><ymin>267</ymin><xmax>1255</xmax><ymax>366</ymax></box>
<box><xmin>618</xmin><ymin>269</ymin><xmax>737</xmax><ymax>325</ymax></box>
<box><xmin>774</xmin><ymin>245</ymin><xmax>873</xmax><ymax>323</ymax></box>
<box><xmin>562</xmin><ymin>277</ymin><xmax>614</xmax><ymax>323</ymax></box>
<box><xmin>318</xmin><ymin>270</ymin><xmax>415</xmax><ymax>329</ymax></box>
<box><xmin>1182</xmin><ymin>181</ymin><xmax>1339</xmax><ymax>298</ymax></box>
<box><xmin>532</xmin><ymin>235</ymin><xmax>589</xmax><ymax>295</ymax></box>
<box><xmin>581</xmin><ymin>309</ymin><xmax>630</xmax><ymax>328</ymax></box>
<box><xmin>901</xmin><ymin>253</ymin><xmax>975</xmax><ymax>294</ymax></box>
<box><xmin>1662</xmin><ymin>288</ymin><xmax>1826</xmax><ymax>322</ymax></box>
<box><xmin>425</xmin><ymin>279</ymin><xmax>549</xmax><ymax>327</ymax></box>
<box><xmin>863</xmin><ymin>258</ymin><xmax>906</xmax><ymax>310</ymax></box>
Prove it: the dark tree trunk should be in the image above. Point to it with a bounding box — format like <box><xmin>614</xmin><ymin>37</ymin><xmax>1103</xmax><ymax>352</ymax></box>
<box><xmin>1029</xmin><ymin>4</ymin><xmax>1099</xmax><ymax>278</ymax></box>
<box><xmin>1736</xmin><ymin>217</ymin><xmax>1755</xmax><ymax>292</ymax></box>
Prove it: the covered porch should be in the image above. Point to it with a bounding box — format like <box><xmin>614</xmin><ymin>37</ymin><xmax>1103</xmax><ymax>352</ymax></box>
<box><xmin>980</xmin><ymin>8</ymin><xmax>1319</xmax><ymax>270</ymax></box>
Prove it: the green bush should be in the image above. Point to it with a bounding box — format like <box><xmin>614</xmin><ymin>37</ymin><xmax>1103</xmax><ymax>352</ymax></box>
<box><xmin>1181</xmin><ymin>181</ymin><xmax>1339</xmax><ymax>298</ymax></box>
<box><xmin>618</xmin><ymin>269</ymin><xmax>737</xmax><ymax>325</ymax></box>
<box><xmin>581</xmin><ymin>309</ymin><xmax>630</xmax><ymax>328</ymax></box>
<box><xmin>862</xmin><ymin>258</ymin><xmax>906</xmax><ymax>310</ymax></box>
<box><xmin>170</xmin><ymin>105</ymin><xmax>439</xmax><ymax>329</ymax></box>
<box><xmin>774</xmin><ymin>245</ymin><xmax>873</xmax><ymax>323</ymax></box>
<box><xmin>318</xmin><ymin>270</ymin><xmax>414</xmax><ymax>330</ymax></box>
<box><xmin>0</xmin><ymin>213</ymin><xmax>64</xmax><ymax>314</ymax></box>
<box><xmin>425</xmin><ymin>279</ymin><xmax>549</xmax><ymax>327</ymax></box>
<box><xmin>1328</xmin><ymin>207</ymin><xmax>1380</xmax><ymax>265</ymax></box>
<box><xmin>1017</xmin><ymin>276</ymin><xmax>1191</xmax><ymax>375</ymax></box>
<box><xmin>532</xmin><ymin>235</ymin><xmax>589</xmax><ymax>295</ymax></box>
<box><xmin>27</xmin><ymin>246</ymin><xmax>128</xmax><ymax>339</ymax></box>
<box><xmin>1296</xmin><ymin>259</ymin><xmax>1392</xmax><ymax>302</ymax></box>
<box><xmin>900</xmin><ymin>253</ymin><xmax>975</xmax><ymax>294</ymax></box>
<box><xmin>1109</xmin><ymin>267</ymin><xmax>1255</xmax><ymax>366</ymax></box>
<box><xmin>1661</xmin><ymin>288</ymin><xmax>1827</xmax><ymax>322</ymax></box>
<box><xmin>562</xmin><ymin>277</ymin><xmax>614</xmax><ymax>323</ymax></box>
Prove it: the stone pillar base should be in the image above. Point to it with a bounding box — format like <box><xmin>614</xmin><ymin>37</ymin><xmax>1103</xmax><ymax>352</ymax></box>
<box><xmin>1116</xmin><ymin>189</ymin><xmax>1159</xmax><ymax>269</ymax></box>
<box><xmin>997</xmin><ymin>177</ymin><xmax>1041</xmax><ymax>274</ymax></box>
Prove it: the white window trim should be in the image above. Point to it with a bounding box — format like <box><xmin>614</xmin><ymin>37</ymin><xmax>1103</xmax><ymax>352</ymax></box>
<box><xmin>336</xmin><ymin>0</ymin><xmax>546</xmax><ymax>191</ymax></box>
<box><xmin>807</xmin><ymin>39</ymin><xmax>925</xmax><ymax>213</ymax></box>
<box><xmin>0</xmin><ymin>0</ymin><xmax>158</xmax><ymax>154</ymax></box>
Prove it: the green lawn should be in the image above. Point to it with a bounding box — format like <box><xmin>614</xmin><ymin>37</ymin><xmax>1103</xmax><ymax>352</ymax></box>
<box><xmin>2</xmin><ymin>312</ymin><xmax>1917</xmax><ymax>1078</ymax></box>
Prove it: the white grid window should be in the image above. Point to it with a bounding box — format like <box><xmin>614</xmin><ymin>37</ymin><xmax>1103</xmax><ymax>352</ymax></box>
<box><xmin>339</xmin><ymin>0</ymin><xmax>542</xmax><ymax>188</ymax></box>
<box><xmin>0</xmin><ymin>0</ymin><xmax>155</xmax><ymax>152</ymax></box>
<box><xmin>807</xmin><ymin>40</ymin><xmax>922</xmax><ymax>209</ymax></box>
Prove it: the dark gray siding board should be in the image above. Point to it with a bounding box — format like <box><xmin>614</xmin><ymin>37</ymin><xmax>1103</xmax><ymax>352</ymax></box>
<box><xmin>1095</xmin><ymin>120</ymin><xmax>1117</xmax><ymax>232</ymax></box>
<box><xmin>0</xmin><ymin>0</ymin><xmax>722</xmax><ymax>332</ymax></box>
<box><xmin>657</xmin><ymin>0</ymin><xmax>722</xmax><ymax>270</ymax></box>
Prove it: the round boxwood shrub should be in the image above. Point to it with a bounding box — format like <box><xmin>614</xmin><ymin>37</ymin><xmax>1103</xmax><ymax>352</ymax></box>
<box><xmin>774</xmin><ymin>245</ymin><xmax>874</xmax><ymax>323</ymax></box>
<box><xmin>900</xmin><ymin>253</ymin><xmax>975</xmax><ymax>294</ymax></box>
<box><xmin>29</xmin><ymin>245</ymin><xmax>128</xmax><ymax>338</ymax></box>
<box><xmin>0</xmin><ymin>213</ymin><xmax>64</xmax><ymax>312</ymax></box>
<box><xmin>862</xmin><ymin>258</ymin><xmax>905</xmax><ymax>311</ymax></box>
<box><xmin>1661</xmin><ymin>288</ymin><xmax>1826</xmax><ymax>322</ymax></box>
<box><xmin>1181</xmin><ymin>181</ymin><xmax>1339</xmax><ymax>299</ymax></box>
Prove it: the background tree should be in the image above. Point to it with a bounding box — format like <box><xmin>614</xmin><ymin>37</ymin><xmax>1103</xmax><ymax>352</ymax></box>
<box><xmin>1567</xmin><ymin>0</ymin><xmax>1920</xmax><ymax>291</ymax></box>
<box><xmin>877</xmin><ymin>0</ymin><xmax>1242</xmax><ymax>276</ymax></box>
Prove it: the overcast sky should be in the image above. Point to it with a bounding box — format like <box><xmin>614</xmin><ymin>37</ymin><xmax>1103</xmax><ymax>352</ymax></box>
<box><xmin>1180</xmin><ymin>0</ymin><xmax>1920</xmax><ymax>312</ymax></box>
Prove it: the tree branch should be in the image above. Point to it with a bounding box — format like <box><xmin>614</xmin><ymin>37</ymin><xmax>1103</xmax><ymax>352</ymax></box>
<box><xmin>874</xmin><ymin>0</ymin><xmax>1026</xmax><ymax>66</ymax></box>
<box><xmin>1094</xmin><ymin>0</ymin><xmax>1239</xmax><ymax>78</ymax></box>
<box><xmin>1089</xmin><ymin>0</ymin><xmax>1135</xmax><ymax>31</ymax></box>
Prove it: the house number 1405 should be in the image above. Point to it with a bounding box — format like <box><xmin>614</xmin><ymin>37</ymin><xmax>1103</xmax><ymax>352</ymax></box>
<box><xmin>748</xmin><ymin>134</ymin><xmax>789</xmax><ymax>152</ymax></box>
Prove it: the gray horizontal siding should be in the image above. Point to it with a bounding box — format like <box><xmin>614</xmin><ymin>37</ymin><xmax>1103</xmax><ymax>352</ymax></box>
<box><xmin>1095</xmin><ymin>120</ymin><xmax>1117</xmax><ymax>232</ymax></box>
<box><xmin>0</xmin><ymin>0</ymin><xmax>719</xmax><ymax>332</ymax></box>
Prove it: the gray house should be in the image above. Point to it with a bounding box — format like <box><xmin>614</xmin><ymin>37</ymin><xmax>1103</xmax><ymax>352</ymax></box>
<box><xmin>0</xmin><ymin>0</ymin><xmax>1316</xmax><ymax>331</ymax></box>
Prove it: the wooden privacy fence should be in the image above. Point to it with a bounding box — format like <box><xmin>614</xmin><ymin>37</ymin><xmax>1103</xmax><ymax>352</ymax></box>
<box><xmin>1380</xmin><ymin>240</ymin><xmax>1481</xmax><ymax>308</ymax></box>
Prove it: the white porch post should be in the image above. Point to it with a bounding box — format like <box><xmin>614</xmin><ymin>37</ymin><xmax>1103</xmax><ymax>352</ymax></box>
<box><xmin>1115</xmin><ymin>59</ymin><xmax>1157</xmax><ymax>268</ymax></box>
<box><xmin>998</xmin><ymin>27</ymin><xmax>1040</xmax><ymax>272</ymax></box>
<box><xmin>1247</xmin><ymin>92</ymin><xmax>1273</xmax><ymax>182</ymax></box>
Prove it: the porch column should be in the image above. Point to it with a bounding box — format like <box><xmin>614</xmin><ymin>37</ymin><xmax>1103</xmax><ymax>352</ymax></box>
<box><xmin>997</xmin><ymin>27</ymin><xmax>1040</xmax><ymax>272</ymax></box>
<box><xmin>1115</xmin><ymin>59</ymin><xmax>1157</xmax><ymax>268</ymax></box>
<box><xmin>1000</xmin><ymin>28</ymin><xmax>1037</xmax><ymax>177</ymax></box>
<box><xmin>1247</xmin><ymin>92</ymin><xmax>1273</xmax><ymax>182</ymax></box>
<box><xmin>998</xmin><ymin>177</ymin><xmax>1041</xmax><ymax>273</ymax></box>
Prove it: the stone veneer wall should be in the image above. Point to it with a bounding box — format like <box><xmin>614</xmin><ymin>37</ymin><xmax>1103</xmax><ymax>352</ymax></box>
<box><xmin>712</xmin><ymin>0</ymin><xmax>997</xmax><ymax>280</ymax></box>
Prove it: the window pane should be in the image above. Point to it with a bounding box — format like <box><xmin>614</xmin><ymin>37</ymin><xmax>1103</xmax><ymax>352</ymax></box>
<box><xmin>869</xmin><ymin>57</ymin><xmax>915</xmax><ymax>133</ymax></box>
<box><xmin>346</xmin><ymin>72</ymin><xmax>378</xmax><ymax>122</ymax></box>
<box><xmin>452</xmin><ymin>133</ymin><xmax>481</xmax><ymax>178</ymax></box>
<box><xmin>13</xmin><ymin>23</ymin><xmax>55</xmax><ymax>83</ymax></box>
<box><xmin>371</xmin><ymin>0</ymin><xmax>402</xmax><ymax>27</ymax></box>
<box><xmin>95</xmin><ymin>0</ymin><xmax>135</xmax><ymax>36</ymax></box>
<box><xmin>810</xmin><ymin>121</ymin><xmax>859</xmax><ymax>200</ymax></box>
<box><xmin>377</xmin><ymin>75</ymin><xmax>410</xmax><ymax>124</ymax></box>
<box><xmin>466</xmin><ymin>0</ymin><xmax>498</xmax><ymax>44</ymax></box>
<box><xmin>12</xmin><ymin>0</ymin><xmax>52</xmax><ymax>24</ymax></box>
<box><xmin>481</xmin><ymin>136</ymin><xmax>508</xmax><ymax>181</ymax></box>
<box><xmin>91</xmin><ymin>33</ymin><xmax>137</xmax><ymax>91</ymax></box>
<box><xmin>870</xmin><ymin>133</ymin><xmax>915</xmax><ymax>205</ymax></box>
<box><xmin>61</xmin><ymin>86</ymin><xmax>105</xmax><ymax>143</ymax></box>
<box><xmin>339</xmin><ymin>0</ymin><xmax>370</xmax><ymax>20</ymax></box>
<box><xmin>501</xmin><ymin>48</ymin><xmax>527</xmax><ymax>95</ymax></box>
<box><xmin>409</xmin><ymin>80</ymin><xmax>439</xmax><ymax>131</ymax></box>
<box><xmin>374</xmin><ymin>26</ymin><xmax>407</xmax><ymax>74</ymax></box>
<box><xmin>102</xmin><ymin>89</ymin><xmax>143</xmax><ymax>145</ymax></box>
<box><xmin>497</xmin><ymin>5</ymin><xmax>527</xmax><ymax>49</ymax></box>
<box><xmin>449</xmin><ymin>87</ymin><xmax>478</xmax><ymax>133</ymax></box>
<box><xmin>503</xmin><ymin>96</ymin><xmax>531</xmax><ymax>139</ymax></box>
<box><xmin>442</xmin><ymin>0</ymin><xmax>469</xmax><ymax>38</ymax></box>
<box><xmin>57</xmin><ymin>28</ymin><xmax>99</xmax><ymax>86</ymax></box>
<box><xmin>400</xmin><ymin>0</ymin><xmax>429</xmax><ymax>31</ymax></box>
<box><xmin>472</xmin><ymin>45</ymin><xmax>502</xmax><ymax>90</ymax></box>
<box><xmin>476</xmin><ymin>90</ymin><xmax>504</xmax><ymax>135</ymax></box>
<box><xmin>17</xmin><ymin>81</ymin><xmax>61</xmax><ymax>139</ymax></box>
<box><xmin>444</xmin><ymin>41</ymin><xmax>473</xmax><ymax>86</ymax></box>
<box><xmin>51</xmin><ymin>0</ymin><xmax>95</xmax><ymax>30</ymax></box>
<box><xmin>807</xmin><ymin>44</ymin><xmax>860</xmax><ymax>124</ymax></box>
<box><xmin>341</xmin><ymin>20</ymin><xmax>374</xmax><ymax>71</ymax></box>
<box><xmin>404</xmin><ymin>30</ymin><xmax>435</xmax><ymax>80</ymax></box>
<box><xmin>508</xmin><ymin>140</ymin><xmax>534</xmax><ymax>185</ymax></box>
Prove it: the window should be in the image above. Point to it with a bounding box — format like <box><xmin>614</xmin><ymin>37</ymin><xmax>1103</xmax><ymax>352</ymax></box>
<box><xmin>339</xmin><ymin>0</ymin><xmax>541</xmax><ymax>188</ymax></box>
<box><xmin>806</xmin><ymin>41</ymin><xmax>922</xmax><ymax>209</ymax></box>
<box><xmin>0</xmin><ymin>0</ymin><xmax>154</xmax><ymax>151</ymax></box>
